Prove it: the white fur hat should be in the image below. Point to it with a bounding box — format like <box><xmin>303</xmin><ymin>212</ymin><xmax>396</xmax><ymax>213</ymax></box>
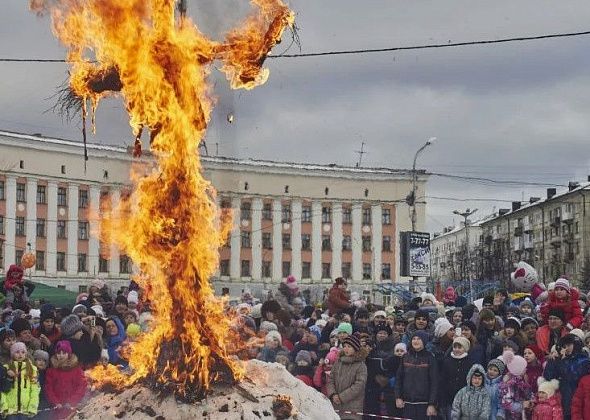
<box><xmin>537</xmin><ymin>378</ymin><xmax>559</xmax><ymax>398</ymax></box>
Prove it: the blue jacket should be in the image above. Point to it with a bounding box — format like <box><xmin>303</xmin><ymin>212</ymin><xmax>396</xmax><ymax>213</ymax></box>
<box><xmin>106</xmin><ymin>317</ymin><xmax>128</xmax><ymax>367</ymax></box>
<box><xmin>544</xmin><ymin>351</ymin><xmax>590</xmax><ymax>416</ymax></box>
<box><xmin>485</xmin><ymin>374</ymin><xmax>502</xmax><ymax>420</ymax></box>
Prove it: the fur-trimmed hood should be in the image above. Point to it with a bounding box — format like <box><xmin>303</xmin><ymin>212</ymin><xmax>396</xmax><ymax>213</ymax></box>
<box><xmin>50</xmin><ymin>353</ymin><xmax>79</xmax><ymax>370</ymax></box>
<box><xmin>339</xmin><ymin>346</ymin><xmax>369</xmax><ymax>363</ymax></box>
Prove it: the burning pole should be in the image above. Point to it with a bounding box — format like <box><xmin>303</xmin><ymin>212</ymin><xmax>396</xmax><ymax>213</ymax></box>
<box><xmin>30</xmin><ymin>0</ymin><xmax>293</xmax><ymax>401</ymax></box>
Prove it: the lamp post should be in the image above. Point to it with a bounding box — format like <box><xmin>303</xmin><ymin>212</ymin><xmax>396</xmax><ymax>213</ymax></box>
<box><xmin>453</xmin><ymin>208</ymin><xmax>478</xmax><ymax>302</ymax></box>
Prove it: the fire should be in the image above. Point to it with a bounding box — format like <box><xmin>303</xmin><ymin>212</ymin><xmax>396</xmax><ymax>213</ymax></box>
<box><xmin>30</xmin><ymin>0</ymin><xmax>293</xmax><ymax>400</ymax></box>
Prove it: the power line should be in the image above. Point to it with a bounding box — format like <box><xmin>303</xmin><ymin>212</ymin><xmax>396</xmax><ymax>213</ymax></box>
<box><xmin>428</xmin><ymin>172</ymin><xmax>566</xmax><ymax>187</ymax></box>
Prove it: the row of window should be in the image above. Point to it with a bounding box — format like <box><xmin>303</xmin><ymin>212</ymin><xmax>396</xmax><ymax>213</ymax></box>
<box><xmin>219</xmin><ymin>259</ymin><xmax>392</xmax><ymax>280</ymax></box>
<box><xmin>6</xmin><ymin>250</ymin><xmax>132</xmax><ymax>274</ymax></box>
<box><xmin>9</xmin><ymin>218</ymin><xmax>90</xmax><ymax>240</ymax></box>
<box><xmin>0</xmin><ymin>182</ymin><xmax>91</xmax><ymax>208</ymax></box>
<box><xmin>241</xmin><ymin>232</ymin><xmax>392</xmax><ymax>251</ymax></box>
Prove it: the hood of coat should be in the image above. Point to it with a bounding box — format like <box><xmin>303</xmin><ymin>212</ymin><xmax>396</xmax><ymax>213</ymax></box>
<box><xmin>339</xmin><ymin>346</ymin><xmax>369</xmax><ymax>363</ymax></box>
<box><xmin>50</xmin><ymin>353</ymin><xmax>79</xmax><ymax>370</ymax></box>
<box><xmin>466</xmin><ymin>364</ymin><xmax>487</xmax><ymax>390</ymax></box>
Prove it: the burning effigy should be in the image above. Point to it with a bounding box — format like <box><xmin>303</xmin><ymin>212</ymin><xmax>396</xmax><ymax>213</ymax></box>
<box><xmin>28</xmin><ymin>1</ymin><xmax>338</xmax><ymax>418</ymax></box>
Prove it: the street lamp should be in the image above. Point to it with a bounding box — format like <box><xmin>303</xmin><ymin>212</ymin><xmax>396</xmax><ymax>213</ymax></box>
<box><xmin>453</xmin><ymin>208</ymin><xmax>478</xmax><ymax>302</ymax></box>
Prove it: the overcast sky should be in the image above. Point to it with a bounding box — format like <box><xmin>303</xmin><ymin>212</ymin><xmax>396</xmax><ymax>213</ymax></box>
<box><xmin>2</xmin><ymin>0</ymin><xmax>590</xmax><ymax>232</ymax></box>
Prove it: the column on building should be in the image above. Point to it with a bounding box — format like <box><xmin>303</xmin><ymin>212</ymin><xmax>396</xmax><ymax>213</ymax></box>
<box><xmin>108</xmin><ymin>189</ymin><xmax>121</xmax><ymax>277</ymax></box>
<box><xmin>251</xmin><ymin>198</ymin><xmax>262</xmax><ymax>281</ymax></box>
<box><xmin>393</xmin><ymin>204</ymin><xmax>401</xmax><ymax>282</ymax></box>
<box><xmin>45</xmin><ymin>181</ymin><xmax>58</xmax><ymax>276</ymax></box>
<box><xmin>3</xmin><ymin>176</ymin><xmax>16</xmax><ymax>271</ymax></box>
<box><xmin>311</xmin><ymin>201</ymin><xmax>322</xmax><ymax>281</ymax></box>
<box><xmin>291</xmin><ymin>200</ymin><xmax>302</xmax><ymax>281</ymax></box>
<box><xmin>331</xmin><ymin>202</ymin><xmax>343</xmax><ymax>279</ymax></box>
<box><xmin>88</xmin><ymin>185</ymin><xmax>101</xmax><ymax>277</ymax></box>
<box><xmin>351</xmin><ymin>202</ymin><xmax>363</xmax><ymax>282</ymax></box>
<box><xmin>272</xmin><ymin>199</ymin><xmax>282</xmax><ymax>282</ymax></box>
<box><xmin>25</xmin><ymin>178</ymin><xmax>37</xmax><ymax>273</ymax></box>
<box><xmin>66</xmin><ymin>183</ymin><xmax>79</xmax><ymax>275</ymax></box>
<box><xmin>371</xmin><ymin>204</ymin><xmax>383</xmax><ymax>283</ymax></box>
<box><xmin>229</xmin><ymin>197</ymin><xmax>241</xmax><ymax>280</ymax></box>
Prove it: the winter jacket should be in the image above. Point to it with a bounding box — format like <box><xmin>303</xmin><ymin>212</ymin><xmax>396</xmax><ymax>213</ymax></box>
<box><xmin>526</xmin><ymin>362</ymin><xmax>544</xmax><ymax>394</ymax></box>
<box><xmin>532</xmin><ymin>393</ymin><xmax>563</xmax><ymax>420</ymax></box>
<box><xmin>1</xmin><ymin>361</ymin><xmax>39</xmax><ymax>416</ymax></box>
<box><xmin>257</xmin><ymin>345</ymin><xmax>288</xmax><ymax>363</ymax></box>
<box><xmin>326</xmin><ymin>347</ymin><xmax>368</xmax><ymax>420</ymax></box>
<box><xmin>536</xmin><ymin>325</ymin><xmax>567</xmax><ymax>354</ymax></box>
<box><xmin>66</xmin><ymin>330</ymin><xmax>101</xmax><ymax>369</ymax></box>
<box><xmin>499</xmin><ymin>330</ymin><xmax>527</xmax><ymax>355</ymax></box>
<box><xmin>451</xmin><ymin>364</ymin><xmax>491</xmax><ymax>420</ymax></box>
<box><xmin>275</xmin><ymin>283</ymin><xmax>300</xmax><ymax>315</ymax></box>
<box><xmin>365</xmin><ymin>336</ymin><xmax>397</xmax><ymax>390</ymax></box>
<box><xmin>289</xmin><ymin>341</ymin><xmax>319</xmax><ymax>363</ymax></box>
<box><xmin>485</xmin><ymin>374</ymin><xmax>502</xmax><ymax>420</ymax></box>
<box><xmin>327</xmin><ymin>286</ymin><xmax>350</xmax><ymax>316</ymax></box>
<box><xmin>438</xmin><ymin>352</ymin><xmax>473</xmax><ymax>407</ymax></box>
<box><xmin>544</xmin><ymin>350</ymin><xmax>590</xmax><ymax>417</ymax></box>
<box><xmin>401</xmin><ymin>321</ymin><xmax>434</xmax><ymax>349</ymax></box>
<box><xmin>498</xmin><ymin>373</ymin><xmax>532</xmax><ymax>419</ymax></box>
<box><xmin>468</xmin><ymin>341</ymin><xmax>486</xmax><ymax>366</ymax></box>
<box><xmin>476</xmin><ymin>326</ymin><xmax>503</xmax><ymax>365</ymax></box>
<box><xmin>540</xmin><ymin>288</ymin><xmax>583</xmax><ymax>329</ymax></box>
<box><xmin>106</xmin><ymin>316</ymin><xmax>127</xmax><ymax>366</ymax></box>
<box><xmin>394</xmin><ymin>346</ymin><xmax>438</xmax><ymax>405</ymax></box>
<box><xmin>292</xmin><ymin>365</ymin><xmax>314</xmax><ymax>387</ymax></box>
<box><xmin>32</xmin><ymin>325</ymin><xmax>61</xmax><ymax>348</ymax></box>
<box><xmin>44</xmin><ymin>354</ymin><xmax>87</xmax><ymax>419</ymax></box>
<box><xmin>572</xmin><ymin>374</ymin><xmax>590</xmax><ymax>420</ymax></box>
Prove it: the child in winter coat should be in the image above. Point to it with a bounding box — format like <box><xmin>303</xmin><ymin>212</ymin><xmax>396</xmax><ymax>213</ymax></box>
<box><xmin>1</xmin><ymin>341</ymin><xmax>40</xmax><ymax>418</ymax></box>
<box><xmin>498</xmin><ymin>351</ymin><xmax>532</xmax><ymax>419</ymax></box>
<box><xmin>451</xmin><ymin>364</ymin><xmax>491</xmax><ymax>420</ymax></box>
<box><xmin>485</xmin><ymin>358</ymin><xmax>506</xmax><ymax>420</ymax></box>
<box><xmin>313</xmin><ymin>346</ymin><xmax>338</xmax><ymax>396</ymax></box>
<box><xmin>292</xmin><ymin>350</ymin><xmax>314</xmax><ymax>387</ymax></box>
<box><xmin>439</xmin><ymin>336</ymin><xmax>473</xmax><ymax>419</ymax></box>
<box><xmin>326</xmin><ymin>335</ymin><xmax>368</xmax><ymax>420</ymax></box>
<box><xmin>524</xmin><ymin>344</ymin><xmax>544</xmax><ymax>394</ymax></box>
<box><xmin>540</xmin><ymin>278</ymin><xmax>583</xmax><ymax>329</ymax></box>
<box><xmin>33</xmin><ymin>350</ymin><xmax>50</xmax><ymax>417</ymax></box>
<box><xmin>531</xmin><ymin>378</ymin><xmax>562</xmax><ymax>420</ymax></box>
<box><xmin>572</xmin><ymin>373</ymin><xmax>590</xmax><ymax>419</ymax></box>
<box><xmin>257</xmin><ymin>331</ymin><xmax>287</xmax><ymax>363</ymax></box>
<box><xmin>44</xmin><ymin>340</ymin><xmax>87</xmax><ymax>419</ymax></box>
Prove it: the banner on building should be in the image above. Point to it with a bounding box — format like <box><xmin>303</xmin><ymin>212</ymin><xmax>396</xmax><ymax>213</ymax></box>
<box><xmin>400</xmin><ymin>231</ymin><xmax>431</xmax><ymax>277</ymax></box>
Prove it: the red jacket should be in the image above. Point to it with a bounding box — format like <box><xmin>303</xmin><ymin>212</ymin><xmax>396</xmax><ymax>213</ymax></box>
<box><xmin>44</xmin><ymin>354</ymin><xmax>87</xmax><ymax>419</ymax></box>
<box><xmin>572</xmin><ymin>374</ymin><xmax>590</xmax><ymax>420</ymax></box>
<box><xmin>327</xmin><ymin>286</ymin><xmax>350</xmax><ymax>316</ymax></box>
<box><xmin>536</xmin><ymin>325</ymin><xmax>567</xmax><ymax>354</ymax></box>
<box><xmin>532</xmin><ymin>394</ymin><xmax>563</xmax><ymax>420</ymax></box>
<box><xmin>540</xmin><ymin>288</ymin><xmax>583</xmax><ymax>329</ymax></box>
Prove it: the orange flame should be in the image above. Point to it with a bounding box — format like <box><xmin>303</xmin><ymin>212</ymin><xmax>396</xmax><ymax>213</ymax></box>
<box><xmin>30</xmin><ymin>0</ymin><xmax>293</xmax><ymax>399</ymax></box>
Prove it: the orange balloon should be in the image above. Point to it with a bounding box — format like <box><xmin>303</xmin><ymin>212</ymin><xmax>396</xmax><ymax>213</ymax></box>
<box><xmin>21</xmin><ymin>252</ymin><xmax>36</xmax><ymax>269</ymax></box>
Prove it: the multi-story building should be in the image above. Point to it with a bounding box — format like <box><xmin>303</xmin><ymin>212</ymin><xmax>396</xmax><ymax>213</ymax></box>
<box><xmin>0</xmin><ymin>130</ymin><xmax>427</xmax><ymax>296</ymax></box>
<box><xmin>479</xmin><ymin>183</ymin><xmax>590</xmax><ymax>285</ymax></box>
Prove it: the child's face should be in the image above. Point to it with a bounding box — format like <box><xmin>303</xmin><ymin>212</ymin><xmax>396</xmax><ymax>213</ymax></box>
<box><xmin>452</xmin><ymin>312</ymin><xmax>463</xmax><ymax>325</ymax></box>
<box><xmin>337</xmin><ymin>331</ymin><xmax>349</xmax><ymax>342</ymax></box>
<box><xmin>415</xmin><ymin>317</ymin><xmax>428</xmax><ymax>330</ymax></box>
<box><xmin>461</xmin><ymin>328</ymin><xmax>472</xmax><ymax>340</ymax></box>
<box><xmin>128</xmin><ymin>302</ymin><xmax>138</xmax><ymax>311</ymax></box>
<box><xmin>42</xmin><ymin>318</ymin><xmax>55</xmax><ymax>331</ymax></box>
<box><xmin>504</xmin><ymin>327</ymin><xmax>515</xmax><ymax>337</ymax></box>
<box><xmin>452</xmin><ymin>343</ymin><xmax>466</xmax><ymax>357</ymax></box>
<box><xmin>394</xmin><ymin>322</ymin><xmax>406</xmax><ymax>334</ymax></box>
<box><xmin>342</xmin><ymin>343</ymin><xmax>355</xmax><ymax>357</ymax></box>
<box><xmin>376</xmin><ymin>331</ymin><xmax>388</xmax><ymax>342</ymax></box>
<box><xmin>521</xmin><ymin>306</ymin><xmax>532</xmax><ymax>316</ymax></box>
<box><xmin>503</xmin><ymin>346</ymin><xmax>515</xmax><ymax>354</ymax></box>
<box><xmin>394</xmin><ymin>348</ymin><xmax>406</xmax><ymax>357</ymax></box>
<box><xmin>523</xmin><ymin>348</ymin><xmax>536</xmax><ymax>363</ymax></box>
<box><xmin>267</xmin><ymin>338</ymin><xmax>279</xmax><ymax>349</ymax></box>
<box><xmin>330</xmin><ymin>335</ymin><xmax>337</xmax><ymax>346</ymax></box>
<box><xmin>487</xmin><ymin>366</ymin><xmax>500</xmax><ymax>379</ymax></box>
<box><xmin>563</xmin><ymin>343</ymin><xmax>574</xmax><ymax>356</ymax></box>
<box><xmin>13</xmin><ymin>348</ymin><xmax>27</xmax><ymax>362</ymax></box>
<box><xmin>56</xmin><ymin>351</ymin><xmax>68</xmax><ymax>362</ymax></box>
<box><xmin>124</xmin><ymin>314</ymin><xmax>137</xmax><ymax>326</ymax></box>
<box><xmin>411</xmin><ymin>336</ymin><xmax>424</xmax><ymax>352</ymax></box>
<box><xmin>2</xmin><ymin>337</ymin><xmax>15</xmax><ymax>350</ymax></box>
<box><xmin>555</xmin><ymin>287</ymin><xmax>568</xmax><ymax>300</ymax></box>
<box><xmin>115</xmin><ymin>303</ymin><xmax>128</xmax><ymax>314</ymax></box>
<box><xmin>341</xmin><ymin>314</ymin><xmax>351</xmax><ymax>323</ymax></box>
<box><xmin>34</xmin><ymin>358</ymin><xmax>47</xmax><ymax>370</ymax></box>
<box><xmin>538</xmin><ymin>391</ymin><xmax>548</xmax><ymax>401</ymax></box>
<box><xmin>471</xmin><ymin>374</ymin><xmax>483</xmax><ymax>387</ymax></box>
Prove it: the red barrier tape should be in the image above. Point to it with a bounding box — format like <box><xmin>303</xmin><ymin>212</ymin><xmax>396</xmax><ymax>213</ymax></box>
<box><xmin>333</xmin><ymin>410</ymin><xmax>412</xmax><ymax>419</ymax></box>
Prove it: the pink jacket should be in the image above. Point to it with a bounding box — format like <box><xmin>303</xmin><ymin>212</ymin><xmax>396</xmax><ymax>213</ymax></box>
<box><xmin>532</xmin><ymin>394</ymin><xmax>563</xmax><ymax>420</ymax></box>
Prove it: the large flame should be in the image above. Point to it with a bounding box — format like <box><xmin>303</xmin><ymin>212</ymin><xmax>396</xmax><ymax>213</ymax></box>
<box><xmin>30</xmin><ymin>0</ymin><xmax>293</xmax><ymax>399</ymax></box>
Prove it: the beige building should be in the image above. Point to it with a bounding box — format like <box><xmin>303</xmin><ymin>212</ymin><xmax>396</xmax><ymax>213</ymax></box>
<box><xmin>0</xmin><ymin>130</ymin><xmax>427</xmax><ymax>296</ymax></box>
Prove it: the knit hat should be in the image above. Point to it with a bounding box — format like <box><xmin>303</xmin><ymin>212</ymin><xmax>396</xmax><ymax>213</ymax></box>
<box><xmin>478</xmin><ymin>309</ymin><xmax>495</xmax><ymax>321</ymax></box>
<box><xmin>505</xmin><ymin>317</ymin><xmax>521</xmax><ymax>331</ymax></box>
<box><xmin>503</xmin><ymin>350</ymin><xmax>527</xmax><ymax>377</ymax></box>
<box><xmin>525</xmin><ymin>344</ymin><xmax>545</xmax><ymax>364</ymax></box>
<box><xmin>415</xmin><ymin>309</ymin><xmax>429</xmax><ymax>321</ymax></box>
<box><xmin>127</xmin><ymin>290</ymin><xmax>139</xmax><ymax>304</ymax></box>
<box><xmin>60</xmin><ymin>314</ymin><xmax>84</xmax><ymax>337</ymax></box>
<box><xmin>55</xmin><ymin>340</ymin><xmax>73</xmax><ymax>355</ymax></box>
<box><xmin>548</xmin><ymin>308</ymin><xmax>566</xmax><ymax>323</ymax></box>
<box><xmin>265</xmin><ymin>330</ymin><xmax>282</xmax><ymax>345</ymax></box>
<box><xmin>0</xmin><ymin>328</ymin><xmax>15</xmax><ymax>342</ymax></box>
<box><xmin>72</xmin><ymin>304</ymin><xmax>87</xmax><ymax>316</ymax></box>
<box><xmin>453</xmin><ymin>336</ymin><xmax>471</xmax><ymax>352</ymax></box>
<box><xmin>554</xmin><ymin>278</ymin><xmax>570</xmax><ymax>292</ymax></box>
<box><xmin>10</xmin><ymin>342</ymin><xmax>26</xmax><ymax>357</ymax></box>
<box><xmin>421</xmin><ymin>293</ymin><xmax>436</xmax><ymax>305</ymax></box>
<box><xmin>537</xmin><ymin>378</ymin><xmax>559</xmax><ymax>398</ymax></box>
<box><xmin>460</xmin><ymin>320</ymin><xmax>477</xmax><ymax>333</ymax></box>
<box><xmin>250</xmin><ymin>303</ymin><xmax>262</xmax><ymax>319</ymax></box>
<box><xmin>570</xmin><ymin>328</ymin><xmax>585</xmax><ymax>341</ymax></box>
<box><xmin>503</xmin><ymin>339</ymin><xmax>519</xmax><ymax>353</ymax></box>
<box><xmin>548</xmin><ymin>282</ymin><xmax>556</xmax><ymax>291</ymax></box>
<box><xmin>519</xmin><ymin>298</ymin><xmax>534</xmax><ymax>310</ymax></box>
<box><xmin>521</xmin><ymin>317</ymin><xmax>539</xmax><ymax>329</ymax></box>
<box><xmin>342</xmin><ymin>335</ymin><xmax>361</xmax><ymax>352</ymax></box>
<box><xmin>461</xmin><ymin>304</ymin><xmax>476</xmax><ymax>320</ymax></box>
<box><xmin>308</xmin><ymin>325</ymin><xmax>322</xmax><ymax>341</ymax></box>
<box><xmin>434</xmin><ymin>318</ymin><xmax>454</xmax><ymax>338</ymax></box>
<box><xmin>394</xmin><ymin>342</ymin><xmax>407</xmax><ymax>353</ymax></box>
<box><xmin>374</xmin><ymin>323</ymin><xmax>392</xmax><ymax>336</ymax></box>
<box><xmin>295</xmin><ymin>350</ymin><xmax>312</xmax><ymax>366</ymax></box>
<box><xmin>259</xmin><ymin>321</ymin><xmax>278</xmax><ymax>332</ymax></box>
<box><xmin>336</xmin><ymin>322</ymin><xmax>353</xmax><ymax>335</ymax></box>
<box><xmin>325</xmin><ymin>347</ymin><xmax>339</xmax><ymax>365</ymax></box>
<box><xmin>487</xmin><ymin>358</ymin><xmax>506</xmax><ymax>375</ymax></box>
<box><xmin>10</xmin><ymin>318</ymin><xmax>31</xmax><ymax>337</ymax></box>
<box><xmin>411</xmin><ymin>330</ymin><xmax>430</xmax><ymax>347</ymax></box>
<box><xmin>126</xmin><ymin>323</ymin><xmax>141</xmax><ymax>338</ymax></box>
<box><xmin>286</xmin><ymin>275</ymin><xmax>299</xmax><ymax>290</ymax></box>
<box><xmin>33</xmin><ymin>349</ymin><xmax>49</xmax><ymax>363</ymax></box>
<box><xmin>373</xmin><ymin>310</ymin><xmax>387</xmax><ymax>319</ymax></box>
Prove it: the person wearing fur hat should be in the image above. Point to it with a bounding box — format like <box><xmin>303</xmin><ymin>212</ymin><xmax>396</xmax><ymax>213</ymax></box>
<box><xmin>10</xmin><ymin>317</ymin><xmax>41</xmax><ymax>354</ymax></box>
<box><xmin>313</xmin><ymin>346</ymin><xmax>339</xmax><ymax>396</ymax></box>
<box><xmin>60</xmin><ymin>314</ymin><xmax>101</xmax><ymax>369</ymax></box>
<box><xmin>327</xmin><ymin>277</ymin><xmax>351</xmax><ymax>316</ymax></box>
<box><xmin>32</xmin><ymin>311</ymin><xmax>61</xmax><ymax>350</ymax></box>
<box><xmin>485</xmin><ymin>358</ymin><xmax>506</xmax><ymax>420</ymax></box>
<box><xmin>439</xmin><ymin>336</ymin><xmax>473</xmax><ymax>419</ymax></box>
<box><xmin>572</xmin><ymin>371</ymin><xmax>590</xmax><ymax>419</ymax></box>
<box><xmin>451</xmin><ymin>364</ymin><xmax>491</xmax><ymax>420</ymax></box>
<box><xmin>524</xmin><ymin>344</ymin><xmax>545</xmax><ymax>395</ymax></box>
<box><xmin>364</xmin><ymin>323</ymin><xmax>397</xmax><ymax>417</ymax></box>
<box><xmin>44</xmin><ymin>340</ymin><xmax>87</xmax><ymax>419</ymax></box>
<box><xmin>2</xmin><ymin>341</ymin><xmax>39</xmax><ymax>418</ymax></box>
<box><xmin>326</xmin><ymin>335</ymin><xmax>368</xmax><ymax>420</ymax></box>
<box><xmin>395</xmin><ymin>331</ymin><xmax>438</xmax><ymax>420</ymax></box>
<box><xmin>476</xmin><ymin>308</ymin><xmax>503</xmax><ymax>365</ymax></box>
<box><xmin>536</xmin><ymin>308</ymin><xmax>568</xmax><ymax>354</ymax></box>
<box><xmin>540</xmin><ymin>278</ymin><xmax>583</xmax><ymax>330</ymax></box>
<box><xmin>498</xmin><ymin>350</ymin><xmax>532</xmax><ymax>419</ymax></box>
<box><xmin>531</xmin><ymin>378</ymin><xmax>563</xmax><ymax>420</ymax></box>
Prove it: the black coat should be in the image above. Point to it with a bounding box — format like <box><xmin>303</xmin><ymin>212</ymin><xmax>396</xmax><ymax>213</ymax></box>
<box><xmin>366</xmin><ymin>337</ymin><xmax>397</xmax><ymax>389</ymax></box>
<box><xmin>394</xmin><ymin>347</ymin><xmax>438</xmax><ymax>405</ymax></box>
<box><xmin>67</xmin><ymin>331</ymin><xmax>101</xmax><ymax>368</ymax></box>
<box><xmin>438</xmin><ymin>354</ymin><xmax>473</xmax><ymax>406</ymax></box>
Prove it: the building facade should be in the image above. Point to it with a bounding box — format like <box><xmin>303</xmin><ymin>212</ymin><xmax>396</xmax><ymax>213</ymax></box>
<box><xmin>0</xmin><ymin>131</ymin><xmax>427</xmax><ymax>296</ymax></box>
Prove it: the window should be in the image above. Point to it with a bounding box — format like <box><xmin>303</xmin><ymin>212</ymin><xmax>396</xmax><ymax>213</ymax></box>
<box><xmin>282</xmin><ymin>261</ymin><xmax>291</xmax><ymax>278</ymax></box>
<box><xmin>57</xmin><ymin>187</ymin><xmax>67</xmax><ymax>207</ymax></box>
<box><xmin>363</xmin><ymin>263</ymin><xmax>372</xmax><ymax>279</ymax></box>
<box><xmin>576</xmin><ymin>222</ymin><xmax>580</xmax><ymax>234</ymax></box>
<box><xmin>241</xmin><ymin>260</ymin><xmax>250</xmax><ymax>277</ymax></box>
<box><xmin>322</xmin><ymin>234</ymin><xmax>331</xmax><ymax>251</ymax></box>
<box><xmin>16</xmin><ymin>183</ymin><xmax>25</xmax><ymax>202</ymax></box>
<box><xmin>302</xmin><ymin>206</ymin><xmax>312</xmax><ymax>223</ymax></box>
<box><xmin>57</xmin><ymin>221</ymin><xmax>67</xmax><ymax>238</ymax></box>
<box><xmin>0</xmin><ymin>216</ymin><xmax>4</xmax><ymax>235</ymax></box>
<box><xmin>79</xmin><ymin>190</ymin><xmax>89</xmax><ymax>208</ymax></box>
<box><xmin>15</xmin><ymin>250</ymin><xmax>23</xmax><ymax>266</ymax></box>
<box><xmin>262</xmin><ymin>232</ymin><xmax>272</xmax><ymax>249</ymax></box>
<box><xmin>362</xmin><ymin>207</ymin><xmax>371</xmax><ymax>225</ymax></box>
<box><xmin>262</xmin><ymin>203</ymin><xmax>272</xmax><ymax>220</ymax></box>
<box><xmin>36</xmin><ymin>185</ymin><xmax>46</xmax><ymax>204</ymax></box>
<box><xmin>120</xmin><ymin>255</ymin><xmax>131</xmax><ymax>274</ymax></box>
<box><xmin>302</xmin><ymin>262</ymin><xmax>311</xmax><ymax>278</ymax></box>
<box><xmin>341</xmin><ymin>262</ymin><xmax>351</xmax><ymax>279</ymax></box>
<box><xmin>78</xmin><ymin>221</ymin><xmax>89</xmax><ymax>240</ymax></box>
<box><xmin>241</xmin><ymin>231</ymin><xmax>251</xmax><ymax>248</ymax></box>
<box><xmin>342</xmin><ymin>235</ymin><xmax>352</xmax><ymax>251</ymax></box>
<box><xmin>282</xmin><ymin>234</ymin><xmax>291</xmax><ymax>250</ymax></box>
<box><xmin>282</xmin><ymin>205</ymin><xmax>292</xmax><ymax>223</ymax></box>
<box><xmin>301</xmin><ymin>234</ymin><xmax>311</xmax><ymax>250</ymax></box>
<box><xmin>35</xmin><ymin>251</ymin><xmax>45</xmax><ymax>271</ymax></box>
<box><xmin>0</xmin><ymin>181</ymin><xmax>4</xmax><ymax>200</ymax></box>
<box><xmin>219</xmin><ymin>260</ymin><xmax>230</xmax><ymax>276</ymax></box>
<box><xmin>382</xmin><ymin>263</ymin><xmax>391</xmax><ymax>280</ymax></box>
<box><xmin>78</xmin><ymin>253</ymin><xmax>87</xmax><ymax>272</ymax></box>
<box><xmin>240</xmin><ymin>202</ymin><xmax>251</xmax><ymax>220</ymax></box>
<box><xmin>342</xmin><ymin>207</ymin><xmax>352</xmax><ymax>224</ymax></box>
<box><xmin>262</xmin><ymin>261</ymin><xmax>271</xmax><ymax>278</ymax></box>
<box><xmin>99</xmin><ymin>256</ymin><xmax>109</xmax><ymax>273</ymax></box>
<box><xmin>322</xmin><ymin>206</ymin><xmax>332</xmax><ymax>223</ymax></box>
<box><xmin>362</xmin><ymin>236</ymin><xmax>372</xmax><ymax>252</ymax></box>
<box><xmin>382</xmin><ymin>208</ymin><xmax>391</xmax><ymax>225</ymax></box>
<box><xmin>15</xmin><ymin>217</ymin><xmax>25</xmax><ymax>236</ymax></box>
<box><xmin>382</xmin><ymin>236</ymin><xmax>391</xmax><ymax>252</ymax></box>
<box><xmin>322</xmin><ymin>263</ymin><xmax>331</xmax><ymax>279</ymax></box>
<box><xmin>36</xmin><ymin>219</ymin><xmax>46</xmax><ymax>237</ymax></box>
<box><xmin>56</xmin><ymin>252</ymin><xmax>66</xmax><ymax>271</ymax></box>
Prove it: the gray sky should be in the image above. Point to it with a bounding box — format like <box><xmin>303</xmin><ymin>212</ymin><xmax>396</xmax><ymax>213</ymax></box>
<box><xmin>2</xmin><ymin>0</ymin><xmax>590</xmax><ymax>231</ymax></box>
